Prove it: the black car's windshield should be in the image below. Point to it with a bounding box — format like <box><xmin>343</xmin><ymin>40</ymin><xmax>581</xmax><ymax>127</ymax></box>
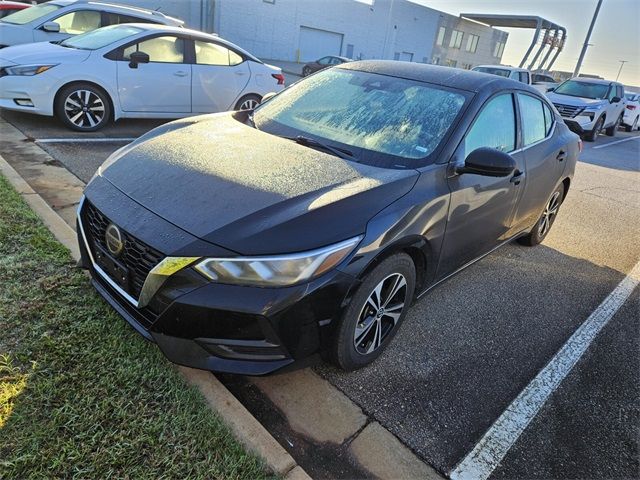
<box><xmin>253</xmin><ymin>68</ymin><xmax>468</xmax><ymax>168</ymax></box>
<box><xmin>473</xmin><ymin>67</ymin><xmax>510</xmax><ymax>78</ymax></box>
<box><xmin>1</xmin><ymin>3</ymin><xmax>60</xmax><ymax>24</ymax></box>
<box><xmin>61</xmin><ymin>25</ymin><xmax>143</xmax><ymax>50</ymax></box>
<box><xmin>554</xmin><ymin>80</ymin><xmax>609</xmax><ymax>99</ymax></box>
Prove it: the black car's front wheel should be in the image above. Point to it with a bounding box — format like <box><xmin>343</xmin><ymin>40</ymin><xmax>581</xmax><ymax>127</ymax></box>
<box><xmin>332</xmin><ymin>253</ymin><xmax>415</xmax><ymax>371</ymax></box>
<box><xmin>55</xmin><ymin>83</ymin><xmax>111</xmax><ymax>132</ymax></box>
<box><xmin>518</xmin><ymin>185</ymin><xmax>564</xmax><ymax>247</ymax></box>
<box><xmin>302</xmin><ymin>66</ymin><xmax>311</xmax><ymax>77</ymax></box>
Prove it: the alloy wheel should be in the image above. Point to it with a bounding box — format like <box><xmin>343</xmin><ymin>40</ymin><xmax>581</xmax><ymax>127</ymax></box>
<box><xmin>353</xmin><ymin>273</ymin><xmax>407</xmax><ymax>355</ymax></box>
<box><xmin>633</xmin><ymin>117</ymin><xmax>638</xmax><ymax>131</ymax></box>
<box><xmin>64</xmin><ymin>89</ymin><xmax>105</xmax><ymax>129</ymax></box>
<box><xmin>239</xmin><ymin>98</ymin><xmax>260</xmax><ymax>110</ymax></box>
<box><xmin>538</xmin><ymin>191</ymin><xmax>561</xmax><ymax>237</ymax></box>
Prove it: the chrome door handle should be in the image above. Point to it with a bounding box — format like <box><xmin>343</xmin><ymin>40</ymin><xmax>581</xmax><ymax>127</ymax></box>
<box><xmin>510</xmin><ymin>170</ymin><xmax>525</xmax><ymax>185</ymax></box>
<box><xmin>174</xmin><ymin>71</ymin><xmax>188</xmax><ymax>77</ymax></box>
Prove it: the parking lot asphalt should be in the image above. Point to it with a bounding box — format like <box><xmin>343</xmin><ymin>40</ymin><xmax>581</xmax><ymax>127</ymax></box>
<box><xmin>2</xmin><ymin>107</ymin><xmax>638</xmax><ymax>479</ymax></box>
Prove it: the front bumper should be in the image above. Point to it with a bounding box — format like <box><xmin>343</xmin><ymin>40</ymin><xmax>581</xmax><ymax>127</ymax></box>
<box><xmin>562</xmin><ymin>114</ymin><xmax>598</xmax><ymax>135</ymax></box>
<box><xmin>0</xmin><ymin>72</ymin><xmax>56</xmax><ymax>116</ymax></box>
<box><xmin>77</xmin><ymin>192</ymin><xmax>357</xmax><ymax>375</ymax></box>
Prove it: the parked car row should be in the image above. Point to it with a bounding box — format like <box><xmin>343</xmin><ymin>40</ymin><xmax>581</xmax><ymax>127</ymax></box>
<box><xmin>0</xmin><ymin>0</ymin><xmax>284</xmax><ymax>130</ymax></box>
<box><xmin>0</xmin><ymin>0</ymin><xmax>30</xmax><ymax>20</ymax></box>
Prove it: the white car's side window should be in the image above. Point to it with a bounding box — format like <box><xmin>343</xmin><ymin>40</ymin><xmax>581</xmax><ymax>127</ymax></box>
<box><xmin>123</xmin><ymin>36</ymin><xmax>185</xmax><ymax>64</ymax></box>
<box><xmin>195</xmin><ymin>41</ymin><xmax>244</xmax><ymax>66</ymax></box>
<box><xmin>53</xmin><ymin>10</ymin><xmax>101</xmax><ymax>35</ymax></box>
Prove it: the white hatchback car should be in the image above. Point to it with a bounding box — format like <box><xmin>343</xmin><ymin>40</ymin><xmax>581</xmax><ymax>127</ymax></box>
<box><xmin>0</xmin><ymin>24</ymin><xmax>285</xmax><ymax>131</ymax></box>
<box><xmin>0</xmin><ymin>0</ymin><xmax>183</xmax><ymax>48</ymax></box>
<box><xmin>622</xmin><ymin>92</ymin><xmax>639</xmax><ymax>132</ymax></box>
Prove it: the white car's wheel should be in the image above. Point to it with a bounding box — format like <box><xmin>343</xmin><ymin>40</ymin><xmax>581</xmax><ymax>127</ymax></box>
<box><xmin>55</xmin><ymin>83</ymin><xmax>111</xmax><ymax>132</ymax></box>
<box><xmin>235</xmin><ymin>94</ymin><xmax>262</xmax><ymax>111</ymax></box>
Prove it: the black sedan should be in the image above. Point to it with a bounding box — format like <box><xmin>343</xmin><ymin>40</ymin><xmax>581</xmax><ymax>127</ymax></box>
<box><xmin>302</xmin><ymin>55</ymin><xmax>351</xmax><ymax>76</ymax></box>
<box><xmin>77</xmin><ymin>61</ymin><xmax>580</xmax><ymax>375</ymax></box>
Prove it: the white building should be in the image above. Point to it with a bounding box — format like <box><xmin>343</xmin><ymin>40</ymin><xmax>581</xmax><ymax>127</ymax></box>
<box><xmin>120</xmin><ymin>0</ymin><xmax>509</xmax><ymax>67</ymax></box>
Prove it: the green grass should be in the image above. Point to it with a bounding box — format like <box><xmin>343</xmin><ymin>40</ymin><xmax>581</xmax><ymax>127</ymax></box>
<box><xmin>0</xmin><ymin>175</ymin><xmax>273</xmax><ymax>480</ymax></box>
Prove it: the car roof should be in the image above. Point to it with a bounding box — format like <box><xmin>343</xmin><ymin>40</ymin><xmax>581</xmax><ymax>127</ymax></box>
<box><xmin>48</xmin><ymin>0</ymin><xmax>183</xmax><ymax>26</ymax></box>
<box><xmin>474</xmin><ymin>64</ymin><xmax>528</xmax><ymax>72</ymax></box>
<box><xmin>115</xmin><ymin>23</ymin><xmax>262</xmax><ymax>63</ymax></box>
<box><xmin>569</xmin><ymin>77</ymin><xmax>615</xmax><ymax>85</ymax></box>
<box><xmin>338</xmin><ymin>60</ymin><xmax>537</xmax><ymax>94</ymax></box>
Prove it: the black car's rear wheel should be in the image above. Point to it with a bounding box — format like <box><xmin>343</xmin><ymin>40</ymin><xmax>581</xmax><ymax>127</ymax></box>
<box><xmin>518</xmin><ymin>185</ymin><xmax>564</xmax><ymax>247</ymax></box>
<box><xmin>332</xmin><ymin>253</ymin><xmax>415</xmax><ymax>371</ymax></box>
<box><xmin>55</xmin><ymin>83</ymin><xmax>111</xmax><ymax>132</ymax></box>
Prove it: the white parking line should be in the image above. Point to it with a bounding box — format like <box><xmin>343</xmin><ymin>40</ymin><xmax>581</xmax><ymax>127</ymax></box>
<box><xmin>450</xmin><ymin>260</ymin><xmax>640</xmax><ymax>480</ymax></box>
<box><xmin>592</xmin><ymin>136</ymin><xmax>640</xmax><ymax>149</ymax></box>
<box><xmin>35</xmin><ymin>138</ymin><xmax>137</xmax><ymax>144</ymax></box>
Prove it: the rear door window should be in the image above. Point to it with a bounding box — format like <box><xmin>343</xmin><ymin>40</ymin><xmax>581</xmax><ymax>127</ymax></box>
<box><xmin>518</xmin><ymin>93</ymin><xmax>547</xmax><ymax>146</ymax></box>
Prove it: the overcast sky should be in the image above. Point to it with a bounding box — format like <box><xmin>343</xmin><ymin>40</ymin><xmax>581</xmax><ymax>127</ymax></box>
<box><xmin>414</xmin><ymin>0</ymin><xmax>640</xmax><ymax>86</ymax></box>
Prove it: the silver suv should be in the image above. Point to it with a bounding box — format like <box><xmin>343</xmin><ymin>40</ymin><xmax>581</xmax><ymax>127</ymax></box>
<box><xmin>0</xmin><ymin>0</ymin><xmax>183</xmax><ymax>48</ymax></box>
<box><xmin>547</xmin><ymin>78</ymin><xmax>626</xmax><ymax>142</ymax></box>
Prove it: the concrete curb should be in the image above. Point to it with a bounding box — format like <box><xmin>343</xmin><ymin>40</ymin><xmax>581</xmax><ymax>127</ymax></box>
<box><xmin>0</xmin><ymin>152</ymin><xmax>310</xmax><ymax>479</ymax></box>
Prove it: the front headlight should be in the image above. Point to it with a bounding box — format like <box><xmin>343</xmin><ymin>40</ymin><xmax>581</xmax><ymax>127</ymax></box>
<box><xmin>584</xmin><ymin>104</ymin><xmax>604</xmax><ymax>111</ymax></box>
<box><xmin>4</xmin><ymin>64</ymin><xmax>57</xmax><ymax>76</ymax></box>
<box><xmin>195</xmin><ymin>236</ymin><xmax>362</xmax><ymax>287</ymax></box>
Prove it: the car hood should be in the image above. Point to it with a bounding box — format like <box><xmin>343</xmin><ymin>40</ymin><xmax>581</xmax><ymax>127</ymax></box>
<box><xmin>546</xmin><ymin>92</ymin><xmax>607</xmax><ymax>108</ymax></box>
<box><xmin>0</xmin><ymin>40</ymin><xmax>90</xmax><ymax>66</ymax></box>
<box><xmin>98</xmin><ymin>113</ymin><xmax>419</xmax><ymax>255</ymax></box>
<box><xmin>0</xmin><ymin>22</ymin><xmax>33</xmax><ymax>48</ymax></box>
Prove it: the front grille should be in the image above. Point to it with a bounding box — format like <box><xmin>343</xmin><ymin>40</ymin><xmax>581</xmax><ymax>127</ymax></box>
<box><xmin>82</xmin><ymin>201</ymin><xmax>165</xmax><ymax>300</ymax></box>
<box><xmin>553</xmin><ymin>103</ymin><xmax>584</xmax><ymax>118</ymax></box>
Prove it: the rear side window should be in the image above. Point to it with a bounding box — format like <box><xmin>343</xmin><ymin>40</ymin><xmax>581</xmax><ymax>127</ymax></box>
<box><xmin>543</xmin><ymin>102</ymin><xmax>554</xmax><ymax>136</ymax></box>
<box><xmin>518</xmin><ymin>94</ymin><xmax>547</xmax><ymax>146</ymax></box>
<box><xmin>464</xmin><ymin>93</ymin><xmax>516</xmax><ymax>155</ymax></box>
<box><xmin>53</xmin><ymin>10</ymin><xmax>102</xmax><ymax>34</ymax></box>
<box><xmin>195</xmin><ymin>41</ymin><xmax>243</xmax><ymax>66</ymax></box>
<box><xmin>519</xmin><ymin>72</ymin><xmax>529</xmax><ymax>84</ymax></box>
<box><xmin>616</xmin><ymin>85</ymin><xmax>624</xmax><ymax>99</ymax></box>
<box><xmin>123</xmin><ymin>36</ymin><xmax>185</xmax><ymax>63</ymax></box>
<box><xmin>104</xmin><ymin>12</ymin><xmax>155</xmax><ymax>26</ymax></box>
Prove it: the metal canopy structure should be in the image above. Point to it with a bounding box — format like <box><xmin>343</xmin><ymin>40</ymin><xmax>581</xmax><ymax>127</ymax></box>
<box><xmin>461</xmin><ymin>13</ymin><xmax>567</xmax><ymax>72</ymax></box>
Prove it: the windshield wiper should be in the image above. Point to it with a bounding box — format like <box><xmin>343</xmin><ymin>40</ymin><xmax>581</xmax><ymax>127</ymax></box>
<box><xmin>288</xmin><ymin>135</ymin><xmax>357</xmax><ymax>161</ymax></box>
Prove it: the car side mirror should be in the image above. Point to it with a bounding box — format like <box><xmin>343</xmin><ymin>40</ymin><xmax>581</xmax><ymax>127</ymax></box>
<box><xmin>261</xmin><ymin>92</ymin><xmax>278</xmax><ymax>104</ymax></box>
<box><xmin>42</xmin><ymin>22</ymin><xmax>60</xmax><ymax>33</ymax></box>
<box><xmin>611</xmin><ymin>96</ymin><xmax>621</xmax><ymax>104</ymax></box>
<box><xmin>457</xmin><ymin>147</ymin><xmax>516</xmax><ymax>177</ymax></box>
<box><xmin>128</xmin><ymin>51</ymin><xmax>150</xmax><ymax>69</ymax></box>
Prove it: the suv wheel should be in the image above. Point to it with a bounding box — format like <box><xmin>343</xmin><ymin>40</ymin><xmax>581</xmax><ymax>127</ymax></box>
<box><xmin>332</xmin><ymin>253</ymin><xmax>416</xmax><ymax>371</ymax></box>
<box><xmin>584</xmin><ymin>116</ymin><xmax>604</xmax><ymax>142</ymax></box>
<box><xmin>605</xmin><ymin>114</ymin><xmax>623</xmax><ymax>136</ymax></box>
<box><xmin>55</xmin><ymin>83</ymin><xmax>111</xmax><ymax>132</ymax></box>
<box><xmin>625</xmin><ymin>116</ymin><xmax>638</xmax><ymax>133</ymax></box>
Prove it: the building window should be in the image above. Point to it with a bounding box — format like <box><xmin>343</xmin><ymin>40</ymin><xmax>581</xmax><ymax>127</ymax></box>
<box><xmin>461</xmin><ymin>63</ymin><xmax>473</xmax><ymax>70</ymax></box>
<box><xmin>466</xmin><ymin>34</ymin><xmax>479</xmax><ymax>53</ymax></box>
<box><xmin>494</xmin><ymin>41</ymin><xmax>506</xmax><ymax>58</ymax></box>
<box><xmin>445</xmin><ymin>59</ymin><xmax>457</xmax><ymax>68</ymax></box>
<box><xmin>432</xmin><ymin>56</ymin><xmax>440</xmax><ymax>65</ymax></box>
<box><xmin>436</xmin><ymin>26</ymin><xmax>446</xmax><ymax>46</ymax></box>
<box><xmin>449</xmin><ymin>30</ymin><xmax>464</xmax><ymax>49</ymax></box>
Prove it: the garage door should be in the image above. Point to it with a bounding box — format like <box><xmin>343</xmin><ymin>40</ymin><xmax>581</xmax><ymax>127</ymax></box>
<box><xmin>298</xmin><ymin>26</ymin><xmax>343</xmax><ymax>62</ymax></box>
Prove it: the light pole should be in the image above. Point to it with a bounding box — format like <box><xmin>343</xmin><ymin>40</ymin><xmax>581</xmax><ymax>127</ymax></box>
<box><xmin>616</xmin><ymin>60</ymin><xmax>628</xmax><ymax>81</ymax></box>
<box><xmin>574</xmin><ymin>0</ymin><xmax>603</xmax><ymax>77</ymax></box>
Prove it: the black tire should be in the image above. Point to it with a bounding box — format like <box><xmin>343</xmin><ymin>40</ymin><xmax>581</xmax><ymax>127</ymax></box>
<box><xmin>583</xmin><ymin>116</ymin><xmax>604</xmax><ymax>142</ymax></box>
<box><xmin>331</xmin><ymin>253</ymin><xmax>416</xmax><ymax>371</ymax></box>
<box><xmin>605</xmin><ymin>114</ymin><xmax>622</xmax><ymax>136</ymax></box>
<box><xmin>518</xmin><ymin>184</ymin><xmax>565</xmax><ymax>247</ymax></box>
<box><xmin>625</xmin><ymin>116</ymin><xmax>638</xmax><ymax>133</ymax></box>
<box><xmin>55</xmin><ymin>83</ymin><xmax>111</xmax><ymax>132</ymax></box>
<box><xmin>234</xmin><ymin>94</ymin><xmax>262</xmax><ymax>111</ymax></box>
<box><xmin>302</xmin><ymin>66</ymin><xmax>311</xmax><ymax>77</ymax></box>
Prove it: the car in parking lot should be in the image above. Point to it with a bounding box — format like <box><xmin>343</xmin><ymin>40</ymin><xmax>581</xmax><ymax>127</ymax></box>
<box><xmin>472</xmin><ymin>64</ymin><xmax>550</xmax><ymax>94</ymax></box>
<box><xmin>547</xmin><ymin>78</ymin><xmax>626</xmax><ymax>141</ymax></box>
<box><xmin>0</xmin><ymin>1</ymin><xmax>31</xmax><ymax>20</ymax></box>
<box><xmin>532</xmin><ymin>72</ymin><xmax>559</xmax><ymax>92</ymax></box>
<box><xmin>302</xmin><ymin>55</ymin><xmax>351</xmax><ymax>76</ymax></box>
<box><xmin>0</xmin><ymin>23</ymin><xmax>285</xmax><ymax>131</ymax></box>
<box><xmin>76</xmin><ymin>61</ymin><xmax>579</xmax><ymax>375</ymax></box>
<box><xmin>622</xmin><ymin>92</ymin><xmax>639</xmax><ymax>132</ymax></box>
<box><xmin>0</xmin><ymin>0</ymin><xmax>183</xmax><ymax>48</ymax></box>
